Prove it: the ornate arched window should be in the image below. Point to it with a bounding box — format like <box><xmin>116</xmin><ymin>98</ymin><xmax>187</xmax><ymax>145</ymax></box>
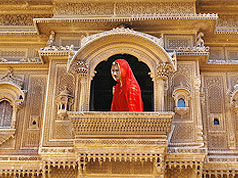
<box><xmin>0</xmin><ymin>100</ymin><xmax>12</xmax><ymax>128</ymax></box>
<box><xmin>0</xmin><ymin>68</ymin><xmax>26</xmax><ymax>144</ymax></box>
<box><xmin>172</xmin><ymin>88</ymin><xmax>190</xmax><ymax>117</ymax></box>
<box><xmin>177</xmin><ymin>98</ymin><xmax>186</xmax><ymax>108</ymax></box>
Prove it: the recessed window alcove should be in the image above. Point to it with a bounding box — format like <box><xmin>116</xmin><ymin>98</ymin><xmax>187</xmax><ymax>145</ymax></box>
<box><xmin>90</xmin><ymin>54</ymin><xmax>154</xmax><ymax>111</ymax></box>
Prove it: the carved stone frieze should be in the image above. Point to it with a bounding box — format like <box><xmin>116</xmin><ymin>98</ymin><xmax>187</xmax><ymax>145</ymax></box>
<box><xmin>55</xmin><ymin>2</ymin><xmax>114</xmax><ymax>16</ymax></box>
<box><xmin>0</xmin><ymin>14</ymin><xmax>52</xmax><ymax>26</ymax></box>
<box><xmin>216</xmin><ymin>15</ymin><xmax>238</xmax><ymax>34</ymax></box>
<box><xmin>176</xmin><ymin>46</ymin><xmax>209</xmax><ymax>53</ymax></box>
<box><xmin>54</xmin><ymin>2</ymin><xmax>195</xmax><ymax>16</ymax></box>
<box><xmin>175</xmin><ymin>32</ymin><xmax>209</xmax><ymax>55</ymax></box>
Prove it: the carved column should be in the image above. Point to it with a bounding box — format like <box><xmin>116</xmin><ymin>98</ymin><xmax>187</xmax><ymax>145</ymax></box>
<box><xmin>11</xmin><ymin>105</ymin><xmax>18</xmax><ymax>129</ymax></box>
<box><xmin>226</xmin><ymin>89</ymin><xmax>236</xmax><ymax>149</ymax></box>
<box><xmin>79</xmin><ymin>76</ymin><xmax>88</xmax><ymax>111</ymax></box>
<box><xmin>155</xmin><ymin>63</ymin><xmax>173</xmax><ymax>112</ymax></box>
<box><xmin>193</xmin><ymin>77</ymin><xmax>204</xmax><ymax>145</ymax></box>
<box><xmin>71</xmin><ymin>61</ymin><xmax>89</xmax><ymax>111</ymax></box>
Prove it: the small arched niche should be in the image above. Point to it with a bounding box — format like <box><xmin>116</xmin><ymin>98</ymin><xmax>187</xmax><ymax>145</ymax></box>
<box><xmin>90</xmin><ymin>54</ymin><xmax>154</xmax><ymax>111</ymax></box>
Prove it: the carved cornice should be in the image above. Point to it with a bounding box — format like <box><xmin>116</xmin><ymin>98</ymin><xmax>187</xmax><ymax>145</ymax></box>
<box><xmin>0</xmin><ymin>57</ymin><xmax>42</xmax><ymax>64</ymax></box>
<box><xmin>34</xmin><ymin>13</ymin><xmax>218</xmax><ymax>24</ymax></box>
<box><xmin>39</xmin><ymin>147</ymin><xmax>75</xmax><ymax>155</ymax></box>
<box><xmin>216</xmin><ymin>28</ymin><xmax>238</xmax><ymax>35</ymax></box>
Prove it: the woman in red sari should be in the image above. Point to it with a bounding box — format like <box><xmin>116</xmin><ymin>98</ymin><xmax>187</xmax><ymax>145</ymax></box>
<box><xmin>111</xmin><ymin>59</ymin><xmax>143</xmax><ymax>112</ymax></box>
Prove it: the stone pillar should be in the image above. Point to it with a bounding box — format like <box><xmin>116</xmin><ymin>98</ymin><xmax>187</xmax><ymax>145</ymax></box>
<box><xmin>193</xmin><ymin>77</ymin><xmax>204</xmax><ymax>145</ymax></box>
<box><xmin>11</xmin><ymin>104</ymin><xmax>21</xmax><ymax>129</ymax></box>
<box><xmin>78</xmin><ymin>76</ymin><xmax>87</xmax><ymax>111</ymax></box>
<box><xmin>226</xmin><ymin>90</ymin><xmax>236</xmax><ymax>149</ymax></box>
<box><xmin>71</xmin><ymin>61</ymin><xmax>89</xmax><ymax>111</ymax></box>
<box><xmin>156</xmin><ymin>78</ymin><xmax>166</xmax><ymax>112</ymax></box>
<box><xmin>155</xmin><ymin>63</ymin><xmax>173</xmax><ymax>112</ymax></box>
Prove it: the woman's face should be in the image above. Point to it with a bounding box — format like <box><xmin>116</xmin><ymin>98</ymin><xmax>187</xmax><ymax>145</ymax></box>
<box><xmin>111</xmin><ymin>62</ymin><xmax>121</xmax><ymax>81</ymax></box>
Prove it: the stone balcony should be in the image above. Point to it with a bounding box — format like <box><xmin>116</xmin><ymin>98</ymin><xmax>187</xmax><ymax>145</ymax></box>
<box><xmin>69</xmin><ymin>111</ymin><xmax>174</xmax><ymax>138</ymax></box>
<box><xmin>68</xmin><ymin>111</ymin><xmax>174</xmax><ymax>174</ymax></box>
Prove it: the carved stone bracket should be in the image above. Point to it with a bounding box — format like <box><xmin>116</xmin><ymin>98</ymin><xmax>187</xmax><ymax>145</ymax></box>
<box><xmin>156</xmin><ymin>62</ymin><xmax>174</xmax><ymax>80</ymax></box>
<box><xmin>70</xmin><ymin>60</ymin><xmax>88</xmax><ymax>77</ymax></box>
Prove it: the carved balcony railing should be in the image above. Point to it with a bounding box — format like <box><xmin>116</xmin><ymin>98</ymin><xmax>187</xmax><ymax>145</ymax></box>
<box><xmin>68</xmin><ymin>111</ymin><xmax>174</xmax><ymax>138</ymax></box>
<box><xmin>68</xmin><ymin>112</ymin><xmax>174</xmax><ymax>174</ymax></box>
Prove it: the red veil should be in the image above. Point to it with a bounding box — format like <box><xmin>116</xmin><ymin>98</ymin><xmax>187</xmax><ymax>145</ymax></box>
<box><xmin>111</xmin><ymin>59</ymin><xmax>143</xmax><ymax>112</ymax></box>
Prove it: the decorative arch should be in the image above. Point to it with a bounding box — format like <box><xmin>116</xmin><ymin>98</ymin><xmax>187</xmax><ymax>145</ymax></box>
<box><xmin>0</xmin><ymin>68</ymin><xmax>26</xmax><ymax>145</ymax></box>
<box><xmin>172</xmin><ymin>87</ymin><xmax>191</xmax><ymax>117</ymax></box>
<box><xmin>0</xmin><ymin>83</ymin><xmax>25</xmax><ymax>108</ymax></box>
<box><xmin>67</xmin><ymin>27</ymin><xmax>176</xmax><ymax>111</ymax></box>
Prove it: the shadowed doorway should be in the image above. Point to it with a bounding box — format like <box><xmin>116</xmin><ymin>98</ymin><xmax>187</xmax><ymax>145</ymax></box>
<box><xmin>90</xmin><ymin>54</ymin><xmax>154</xmax><ymax>111</ymax></box>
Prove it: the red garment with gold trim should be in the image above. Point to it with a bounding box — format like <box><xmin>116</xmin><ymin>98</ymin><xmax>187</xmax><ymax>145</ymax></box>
<box><xmin>111</xmin><ymin>59</ymin><xmax>143</xmax><ymax>112</ymax></box>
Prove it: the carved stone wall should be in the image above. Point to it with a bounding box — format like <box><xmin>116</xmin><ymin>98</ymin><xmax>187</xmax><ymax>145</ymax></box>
<box><xmin>209</xmin><ymin>47</ymin><xmax>238</xmax><ymax>62</ymax></box>
<box><xmin>166</xmin><ymin>167</ymin><xmax>196</xmax><ymax>178</ymax></box>
<box><xmin>53</xmin><ymin>65</ymin><xmax>75</xmax><ymax>139</ymax></box>
<box><xmin>217</xmin><ymin>15</ymin><xmax>238</xmax><ymax>29</ymax></box>
<box><xmin>0</xmin><ymin>46</ymin><xmax>42</xmax><ymax>64</ymax></box>
<box><xmin>51</xmin><ymin>167</ymin><xmax>76</xmax><ymax>178</ymax></box>
<box><xmin>86</xmin><ymin>161</ymin><xmax>153</xmax><ymax>175</ymax></box>
<box><xmin>0</xmin><ymin>70</ymin><xmax>47</xmax><ymax>156</ymax></box>
<box><xmin>54</xmin><ymin>2</ymin><xmax>195</xmax><ymax>16</ymax></box>
<box><xmin>22</xmin><ymin>75</ymin><xmax>46</xmax><ymax>148</ymax></box>
<box><xmin>164</xmin><ymin>35</ymin><xmax>194</xmax><ymax>51</ymax></box>
<box><xmin>167</xmin><ymin>62</ymin><xmax>195</xmax><ymax>144</ymax></box>
<box><xmin>202</xmin><ymin>74</ymin><xmax>228</xmax><ymax>150</ymax></box>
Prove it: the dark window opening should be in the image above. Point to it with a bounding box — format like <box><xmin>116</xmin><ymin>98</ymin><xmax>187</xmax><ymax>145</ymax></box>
<box><xmin>90</xmin><ymin>54</ymin><xmax>154</xmax><ymax>111</ymax></box>
<box><xmin>0</xmin><ymin>100</ymin><xmax>12</xmax><ymax>127</ymax></box>
<box><xmin>177</xmin><ymin>98</ymin><xmax>186</xmax><ymax>107</ymax></box>
<box><xmin>214</xmin><ymin>118</ymin><xmax>220</xmax><ymax>125</ymax></box>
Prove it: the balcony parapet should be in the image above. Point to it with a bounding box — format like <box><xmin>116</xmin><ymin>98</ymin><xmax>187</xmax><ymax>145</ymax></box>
<box><xmin>68</xmin><ymin>111</ymin><xmax>174</xmax><ymax>137</ymax></box>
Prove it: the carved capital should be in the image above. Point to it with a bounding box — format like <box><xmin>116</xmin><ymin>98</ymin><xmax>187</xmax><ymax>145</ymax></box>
<box><xmin>70</xmin><ymin>60</ymin><xmax>89</xmax><ymax>78</ymax></box>
<box><xmin>156</xmin><ymin>63</ymin><xmax>174</xmax><ymax>80</ymax></box>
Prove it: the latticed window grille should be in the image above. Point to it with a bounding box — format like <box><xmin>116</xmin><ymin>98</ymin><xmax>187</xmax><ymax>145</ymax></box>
<box><xmin>0</xmin><ymin>100</ymin><xmax>12</xmax><ymax>128</ymax></box>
